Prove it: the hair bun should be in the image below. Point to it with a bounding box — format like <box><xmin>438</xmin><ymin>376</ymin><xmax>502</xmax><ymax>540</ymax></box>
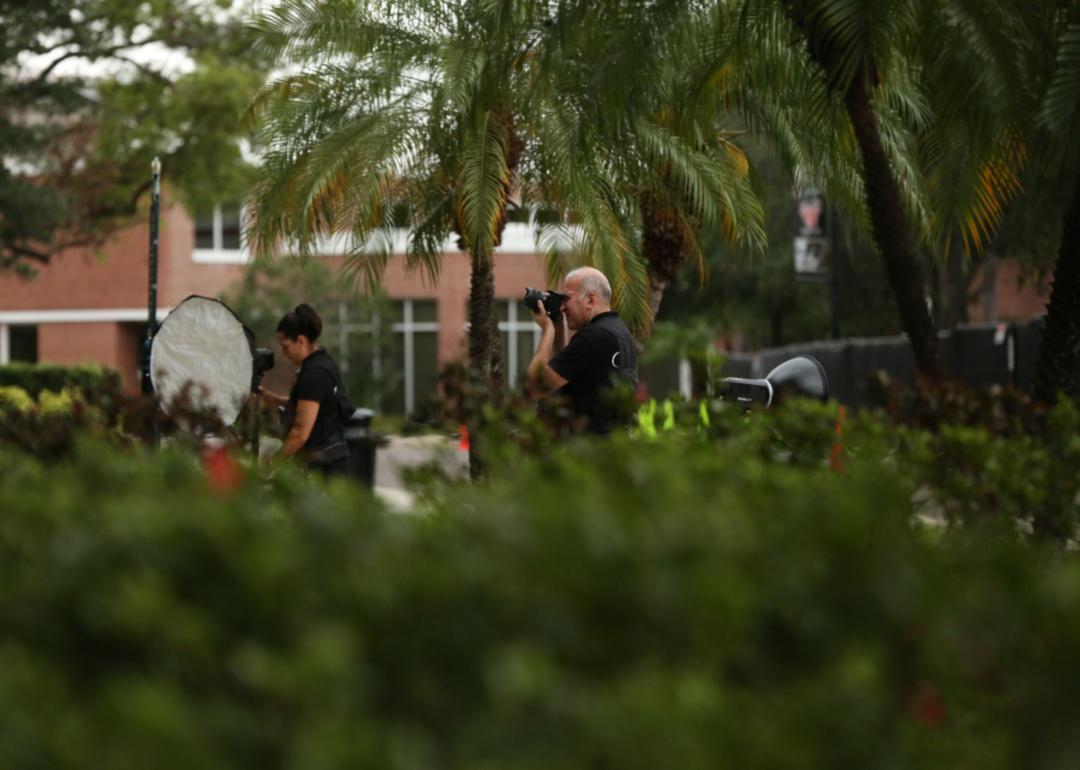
<box><xmin>277</xmin><ymin>303</ymin><xmax>323</xmax><ymax>342</ymax></box>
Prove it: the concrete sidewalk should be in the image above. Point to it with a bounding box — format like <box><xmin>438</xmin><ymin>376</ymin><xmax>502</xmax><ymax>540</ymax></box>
<box><xmin>372</xmin><ymin>434</ymin><xmax>469</xmax><ymax>511</ymax></box>
<box><xmin>374</xmin><ymin>485</ymin><xmax>418</xmax><ymax>512</ymax></box>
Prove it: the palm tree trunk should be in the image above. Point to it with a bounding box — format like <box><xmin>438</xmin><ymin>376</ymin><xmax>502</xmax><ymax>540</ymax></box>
<box><xmin>465</xmin><ymin>249</ymin><xmax>499</xmax><ymax>479</ymax></box>
<box><xmin>643</xmin><ymin>265</ymin><xmax>667</xmax><ymax>343</ymax></box>
<box><xmin>844</xmin><ymin>74</ymin><xmax>944</xmax><ymax>379</ymax></box>
<box><xmin>639</xmin><ymin>197</ymin><xmax>686</xmax><ymax>344</ymax></box>
<box><xmin>468</xmin><ymin>251</ymin><xmax>499</xmax><ymax>386</ymax></box>
<box><xmin>1033</xmin><ymin>169</ymin><xmax>1080</xmax><ymax>405</ymax></box>
<box><xmin>461</xmin><ymin>110</ymin><xmax>519</xmax><ymax>479</ymax></box>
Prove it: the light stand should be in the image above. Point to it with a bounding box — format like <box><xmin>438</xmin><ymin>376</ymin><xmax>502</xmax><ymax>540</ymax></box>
<box><xmin>141</xmin><ymin>157</ymin><xmax>162</xmax><ymax>445</ymax></box>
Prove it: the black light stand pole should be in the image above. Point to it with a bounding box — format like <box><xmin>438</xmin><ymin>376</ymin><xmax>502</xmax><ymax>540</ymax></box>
<box><xmin>141</xmin><ymin>157</ymin><xmax>162</xmax><ymax>444</ymax></box>
<box><xmin>828</xmin><ymin>203</ymin><xmax>841</xmax><ymax>340</ymax></box>
<box><xmin>250</xmin><ymin>400</ymin><xmax>261</xmax><ymax>459</ymax></box>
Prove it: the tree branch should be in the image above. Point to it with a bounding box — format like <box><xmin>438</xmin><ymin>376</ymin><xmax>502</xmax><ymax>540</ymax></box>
<box><xmin>31</xmin><ymin>37</ymin><xmax>167</xmax><ymax>86</ymax></box>
<box><xmin>2</xmin><ymin>241</ymin><xmax>53</xmax><ymax>264</ymax></box>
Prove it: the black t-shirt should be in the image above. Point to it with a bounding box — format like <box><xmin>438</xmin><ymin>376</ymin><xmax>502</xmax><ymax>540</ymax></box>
<box><xmin>548</xmin><ymin>311</ymin><xmax>639</xmax><ymax>434</ymax></box>
<box><xmin>286</xmin><ymin>348</ymin><xmax>348</xmax><ymax>452</ymax></box>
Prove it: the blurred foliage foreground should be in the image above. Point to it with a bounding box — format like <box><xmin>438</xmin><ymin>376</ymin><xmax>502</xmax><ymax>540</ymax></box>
<box><xmin>2</xmin><ymin>380</ymin><xmax>1080</xmax><ymax>768</ymax></box>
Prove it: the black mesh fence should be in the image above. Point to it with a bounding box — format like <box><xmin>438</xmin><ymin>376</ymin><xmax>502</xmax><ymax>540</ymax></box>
<box><xmin>638</xmin><ymin>318</ymin><xmax>1046</xmax><ymax>409</ymax></box>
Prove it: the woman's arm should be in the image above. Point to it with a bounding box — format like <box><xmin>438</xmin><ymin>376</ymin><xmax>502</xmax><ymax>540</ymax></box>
<box><xmin>259</xmin><ymin>387</ymin><xmax>289</xmax><ymax>408</ymax></box>
<box><xmin>277</xmin><ymin>399</ymin><xmax>320</xmax><ymax>460</ymax></box>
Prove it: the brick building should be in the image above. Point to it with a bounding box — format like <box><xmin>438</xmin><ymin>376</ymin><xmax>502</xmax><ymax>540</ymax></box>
<box><xmin>0</xmin><ymin>195</ymin><xmax>550</xmax><ymax>414</ymax></box>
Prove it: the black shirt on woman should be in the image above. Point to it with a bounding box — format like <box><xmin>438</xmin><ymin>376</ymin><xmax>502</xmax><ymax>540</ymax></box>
<box><xmin>285</xmin><ymin>348</ymin><xmax>351</xmax><ymax>471</ymax></box>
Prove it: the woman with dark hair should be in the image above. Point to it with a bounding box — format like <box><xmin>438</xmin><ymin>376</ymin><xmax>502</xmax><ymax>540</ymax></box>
<box><xmin>260</xmin><ymin>303</ymin><xmax>352</xmax><ymax>476</ymax></box>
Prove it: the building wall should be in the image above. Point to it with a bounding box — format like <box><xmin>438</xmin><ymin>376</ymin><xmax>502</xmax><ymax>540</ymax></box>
<box><xmin>0</xmin><ymin>223</ymin><xmax>151</xmax><ymax>313</ymax></box>
<box><xmin>159</xmin><ymin>203</ymin><xmax>247</xmax><ymax>306</ymax></box>
<box><xmin>0</xmin><ymin>196</ymin><xmax>550</xmax><ymax>399</ymax></box>
<box><xmin>0</xmin><ymin>198</ymin><xmax>248</xmax><ymax>316</ymax></box>
<box><xmin>37</xmin><ymin>322</ymin><xmax>131</xmax><ymax>386</ymax></box>
<box><xmin>968</xmin><ymin>258</ymin><xmax>1052</xmax><ymax>324</ymax></box>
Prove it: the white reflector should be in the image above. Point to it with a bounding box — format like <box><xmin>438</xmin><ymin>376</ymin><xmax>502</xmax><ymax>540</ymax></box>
<box><xmin>150</xmin><ymin>295</ymin><xmax>254</xmax><ymax>427</ymax></box>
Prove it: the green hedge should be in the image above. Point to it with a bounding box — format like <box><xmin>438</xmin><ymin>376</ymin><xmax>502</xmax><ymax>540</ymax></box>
<box><xmin>0</xmin><ymin>362</ymin><xmax>121</xmax><ymax>398</ymax></box>
<box><xmin>2</xmin><ymin>432</ymin><xmax>1079</xmax><ymax>769</ymax></box>
<box><xmin>620</xmin><ymin>393</ymin><xmax>1080</xmax><ymax>541</ymax></box>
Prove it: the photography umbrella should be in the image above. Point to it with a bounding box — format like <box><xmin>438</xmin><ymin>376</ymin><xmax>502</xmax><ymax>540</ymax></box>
<box><xmin>149</xmin><ymin>295</ymin><xmax>259</xmax><ymax>427</ymax></box>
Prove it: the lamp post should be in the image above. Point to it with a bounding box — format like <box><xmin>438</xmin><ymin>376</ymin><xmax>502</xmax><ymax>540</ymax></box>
<box><xmin>141</xmin><ymin>158</ymin><xmax>162</xmax><ymax>443</ymax></box>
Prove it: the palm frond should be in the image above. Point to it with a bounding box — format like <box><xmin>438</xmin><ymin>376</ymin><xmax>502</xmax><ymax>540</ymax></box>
<box><xmin>1042</xmin><ymin>23</ymin><xmax>1080</xmax><ymax>136</ymax></box>
<box><xmin>455</xmin><ymin>109</ymin><xmax>510</xmax><ymax>261</ymax></box>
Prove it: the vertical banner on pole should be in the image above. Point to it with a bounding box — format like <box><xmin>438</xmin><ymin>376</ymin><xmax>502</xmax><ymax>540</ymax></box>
<box><xmin>794</xmin><ymin>188</ymin><xmax>841</xmax><ymax>337</ymax></box>
<box><xmin>793</xmin><ymin>188</ymin><xmax>829</xmax><ymax>282</ymax></box>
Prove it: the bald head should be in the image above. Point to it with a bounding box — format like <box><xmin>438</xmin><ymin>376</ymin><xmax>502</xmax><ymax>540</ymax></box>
<box><xmin>564</xmin><ymin>267</ymin><xmax>612</xmax><ymax>307</ymax></box>
<box><xmin>561</xmin><ymin>267</ymin><xmax>612</xmax><ymax>330</ymax></box>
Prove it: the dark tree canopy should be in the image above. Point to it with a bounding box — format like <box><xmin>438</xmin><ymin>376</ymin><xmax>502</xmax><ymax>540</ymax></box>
<box><xmin>0</xmin><ymin>0</ymin><xmax>267</xmax><ymax>273</ymax></box>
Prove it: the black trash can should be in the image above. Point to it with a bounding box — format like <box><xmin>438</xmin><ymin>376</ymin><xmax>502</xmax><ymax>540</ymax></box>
<box><xmin>344</xmin><ymin>408</ymin><xmax>377</xmax><ymax>487</ymax></box>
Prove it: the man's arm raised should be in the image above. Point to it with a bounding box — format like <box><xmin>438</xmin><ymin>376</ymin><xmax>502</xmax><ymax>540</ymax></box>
<box><xmin>526</xmin><ymin>307</ymin><xmax>568</xmax><ymax>398</ymax></box>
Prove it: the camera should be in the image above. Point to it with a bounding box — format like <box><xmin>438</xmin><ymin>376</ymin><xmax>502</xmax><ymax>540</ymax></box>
<box><xmin>523</xmin><ymin>287</ymin><xmax>567</xmax><ymax>320</ymax></box>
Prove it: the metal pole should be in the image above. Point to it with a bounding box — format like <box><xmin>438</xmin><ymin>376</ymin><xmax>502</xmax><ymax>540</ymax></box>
<box><xmin>828</xmin><ymin>204</ymin><xmax>841</xmax><ymax>339</ymax></box>
<box><xmin>142</xmin><ymin>158</ymin><xmax>162</xmax><ymax>444</ymax></box>
<box><xmin>250</xmin><ymin>397</ymin><xmax>261</xmax><ymax>459</ymax></box>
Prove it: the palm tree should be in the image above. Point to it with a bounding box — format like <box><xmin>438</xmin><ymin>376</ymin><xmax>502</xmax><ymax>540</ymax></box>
<box><xmin>246</xmin><ymin>1</ymin><xmax>657</xmax><ymax>433</ymax></box>
<box><xmin>528</xmin><ymin>2</ymin><xmax>768</xmax><ymax>341</ymax></box>
<box><xmin>1033</xmin><ymin>14</ymin><xmax>1080</xmax><ymax>405</ymax></box>
<box><xmin>245</xmin><ymin>0</ymin><xmax>770</xmax><ymax>435</ymax></box>
<box><xmin>247</xmin><ymin>0</ymin><xmax>686</xmax><ymax>475</ymax></box>
<box><xmin>247</xmin><ymin>0</ymin><xmax>537</xmax><ymax>398</ymax></box>
<box><xmin>729</xmin><ymin>0</ymin><xmax>1037</xmax><ymax>379</ymax></box>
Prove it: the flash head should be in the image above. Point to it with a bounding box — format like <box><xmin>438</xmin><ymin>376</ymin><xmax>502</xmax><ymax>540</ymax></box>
<box><xmin>722</xmin><ymin>355</ymin><xmax>829</xmax><ymax>408</ymax></box>
<box><xmin>252</xmin><ymin>347</ymin><xmax>275</xmax><ymax>389</ymax></box>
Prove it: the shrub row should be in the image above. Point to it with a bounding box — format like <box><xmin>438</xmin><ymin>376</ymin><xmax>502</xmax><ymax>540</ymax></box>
<box><xmin>0</xmin><ymin>362</ymin><xmax>121</xmax><ymax>398</ymax></box>
<box><xmin>1</xmin><ymin>431</ymin><xmax>1079</xmax><ymax>768</ymax></box>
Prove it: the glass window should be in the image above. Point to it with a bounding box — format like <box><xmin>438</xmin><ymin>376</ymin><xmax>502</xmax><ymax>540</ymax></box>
<box><xmin>386</xmin><ymin>300</ymin><xmax>405</xmax><ymax>326</ymax></box>
<box><xmin>194</xmin><ymin>210</ymin><xmax>215</xmax><ymax>249</ymax></box>
<box><xmin>193</xmin><ymin>204</ymin><xmax>242</xmax><ymax>250</ymax></box>
<box><xmin>351</xmin><ymin>299</ymin><xmax>442</xmax><ymax>415</ymax></box>
<box><xmin>9</xmin><ymin>325</ymin><xmax>38</xmax><ymax>363</ymax></box>
<box><xmin>349</xmin><ymin>300</ymin><xmax>378</xmax><ymax>326</ymax></box>
<box><xmin>515</xmin><ymin>329</ymin><xmax>536</xmax><ymax>381</ymax></box>
<box><xmin>412</xmin><ymin>300</ymin><xmax>437</xmax><ymax>324</ymax></box>
<box><xmin>221</xmin><ymin>204</ymin><xmax>242</xmax><ymax>250</ymax></box>
<box><xmin>382</xmin><ymin>340</ymin><xmax>406</xmax><ymax>415</ymax></box>
<box><xmin>413</xmin><ymin>331</ymin><xmax>439</xmax><ymax>412</ymax></box>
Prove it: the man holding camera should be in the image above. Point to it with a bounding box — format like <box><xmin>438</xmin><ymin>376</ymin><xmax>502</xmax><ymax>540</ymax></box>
<box><xmin>525</xmin><ymin>266</ymin><xmax>639</xmax><ymax>434</ymax></box>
